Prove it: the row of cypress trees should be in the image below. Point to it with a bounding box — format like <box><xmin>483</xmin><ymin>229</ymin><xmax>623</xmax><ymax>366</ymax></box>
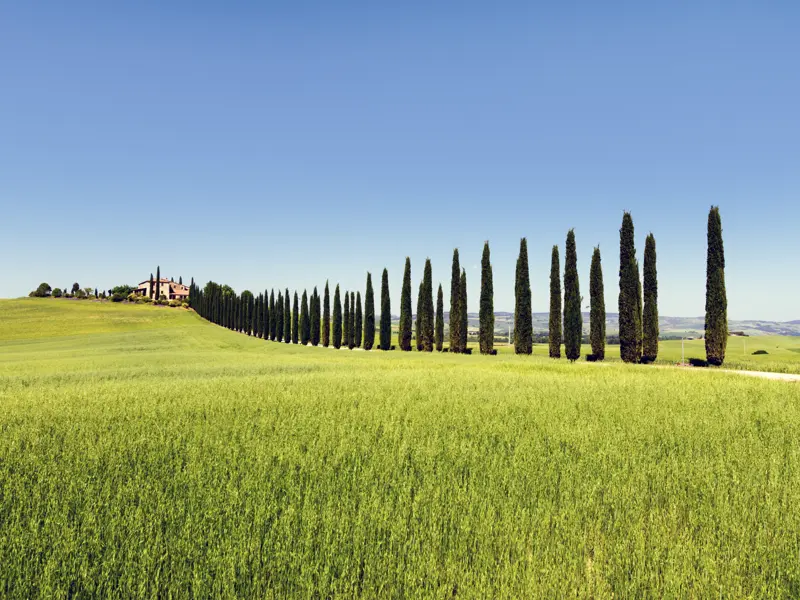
<box><xmin>189</xmin><ymin>206</ymin><xmax>725</xmax><ymax>363</ymax></box>
<box><xmin>532</xmin><ymin>215</ymin><xmax>657</xmax><ymax>363</ymax></box>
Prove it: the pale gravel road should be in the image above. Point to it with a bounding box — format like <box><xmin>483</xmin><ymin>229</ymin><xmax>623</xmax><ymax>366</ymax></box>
<box><xmin>721</xmin><ymin>369</ymin><xmax>800</xmax><ymax>382</ymax></box>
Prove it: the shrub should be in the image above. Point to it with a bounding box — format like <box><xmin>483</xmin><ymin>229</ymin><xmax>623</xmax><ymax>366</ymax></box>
<box><xmin>689</xmin><ymin>358</ymin><xmax>708</xmax><ymax>367</ymax></box>
<box><xmin>30</xmin><ymin>283</ymin><xmax>52</xmax><ymax>297</ymax></box>
<box><xmin>52</xmin><ymin>288</ymin><xmax>63</xmax><ymax>298</ymax></box>
<box><xmin>182</xmin><ymin>302</ymin><xmax>189</xmax><ymax>309</ymax></box>
<box><xmin>639</xmin><ymin>356</ymin><xmax>656</xmax><ymax>365</ymax></box>
<box><xmin>110</xmin><ymin>293</ymin><xmax>126</xmax><ymax>303</ymax></box>
<box><xmin>169</xmin><ymin>300</ymin><xmax>181</xmax><ymax>307</ymax></box>
<box><xmin>752</xmin><ymin>350</ymin><xmax>768</xmax><ymax>355</ymax></box>
<box><xmin>112</xmin><ymin>285</ymin><xmax>135</xmax><ymax>297</ymax></box>
<box><xmin>586</xmin><ymin>354</ymin><xmax>598</xmax><ymax>362</ymax></box>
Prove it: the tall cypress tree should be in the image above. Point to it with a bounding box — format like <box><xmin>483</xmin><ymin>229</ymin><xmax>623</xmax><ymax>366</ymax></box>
<box><xmin>420</xmin><ymin>258</ymin><xmax>434</xmax><ymax>352</ymax></box>
<box><xmin>364</xmin><ymin>273</ymin><xmax>375</xmax><ymax>350</ymax></box>
<box><xmin>642</xmin><ymin>234</ymin><xmax>658</xmax><ymax>363</ymax></box>
<box><xmin>149</xmin><ymin>273</ymin><xmax>154</xmax><ymax>299</ymax></box>
<box><xmin>343</xmin><ymin>290</ymin><xmax>350</xmax><ymax>349</ymax></box>
<box><xmin>155</xmin><ymin>266</ymin><xmax>161</xmax><ymax>300</ymax></box>
<box><xmin>348</xmin><ymin>292</ymin><xmax>356</xmax><ymax>349</ymax></box>
<box><xmin>323</xmin><ymin>281</ymin><xmax>331</xmax><ymax>347</ymax></box>
<box><xmin>514</xmin><ymin>238</ymin><xmax>533</xmax><ymax>354</ymax></box>
<box><xmin>284</xmin><ymin>290</ymin><xmax>291</xmax><ymax>344</ymax></box>
<box><xmin>705</xmin><ymin>206</ymin><xmax>727</xmax><ymax>365</ymax></box>
<box><xmin>563</xmin><ymin>229</ymin><xmax>582</xmax><ymax>362</ymax></box>
<box><xmin>291</xmin><ymin>292</ymin><xmax>299</xmax><ymax>343</ymax></box>
<box><xmin>399</xmin><ymin>257</ymin><xmax>412</xmax><ymax>351</ymax></box>
<box><xmin>333</xmin><ymin>285</ymin><xmax>342</xmax><ymax>349</ymax></box>
<box><xmin>449</xmin><ymin>249</ymin><xmax>461</xmax><ymax>352</ymax></box>
<box><xmin>479</xmin><ymin>242</ymin><xmax>494</xmax><ymax>355</ymax></box>
<box><xmin>301</xmin><ymin>290</ymin><xmax>310</xmax><ymax>345</ymax></box>
<box><xmin>311</xmin><ymin>287</ymin><xmax>320</xmax><ymax>346</ymax></box>
<box><xmin>354</xmin><ymin>292</ymin><xmax>362</xmax><ymax>348</ymax></box>
<box><xmin>590</xmin><ymin>247</ymin><xmax>606</xmax><ymax>360</ymax></box>
<box><xmin>459</xmin><ymin>269</ymin><xmax>468</xmax><ymax>352</ymax></box>
<box><xmin>263</xmin><ymin>290</ymin><xmax>269</xmax><ymax>339</ymax></box>
<box><xmin>379</xmin><ymin>269</ymin><xmax>391</xmax><ymax>350</ymax></box>
<box><xmin>269</xmin><ymin>290</ymin><xmax>276</xmax><ymax>340</ymax></box>
<box><xmin>549</xmin><ymin>245</ymin><xmax>562</xmax><ymax>358</ymax></box>
<box><xmin>254</xmin><ymin>295</ymin><xmax>261</xmax><ymax>338</ymax></box>
<box><xmin>275</xmin><ymin>294</ymin><xmax>282</xmax><ymax>340</ymax></box>
<box><xmin>619</xmin><ymin>212</ymin><xmax>641</xmax><ymax>363</ymax></box>
<box><xmin>415</xmin><ymin>279</ymin><xmax>423</xmax><ymax>351</ymax></box>
<box><xmin>435</xmin><ymin>284</ymin><xmax>444</xmax><ymax>352</ymax></box>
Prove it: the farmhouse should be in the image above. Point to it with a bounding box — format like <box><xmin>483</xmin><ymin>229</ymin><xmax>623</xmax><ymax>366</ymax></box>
<box><xmin>134</xmin><ymin>278</ymin><xmax>189</xmax><ymax>301</ymax></box>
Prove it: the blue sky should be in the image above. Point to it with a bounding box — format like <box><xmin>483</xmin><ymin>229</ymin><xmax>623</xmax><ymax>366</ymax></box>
<box><xmin>2</xmin><ymin>2</ymin><xmax>798</xmax><ymax>320</ymax></box>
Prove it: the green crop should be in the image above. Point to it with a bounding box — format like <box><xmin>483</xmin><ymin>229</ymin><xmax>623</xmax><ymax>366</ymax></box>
<box><xmin>1</xmin><ymin>299</ymin><xmax>799</xmax><ymax>597</ymax></box>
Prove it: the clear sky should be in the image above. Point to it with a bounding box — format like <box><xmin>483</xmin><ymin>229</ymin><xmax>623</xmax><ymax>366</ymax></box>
<box><xmin>2</xmin><ymin>2</ymin><xmax>798</xmax><ymax>320</ymax></box>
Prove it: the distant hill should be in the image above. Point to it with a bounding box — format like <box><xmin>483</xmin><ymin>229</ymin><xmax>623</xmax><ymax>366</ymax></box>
<box><xmin>397</xmin><ymin>312</ymin><xmax>800</xmax><ymax>337</ymax></box>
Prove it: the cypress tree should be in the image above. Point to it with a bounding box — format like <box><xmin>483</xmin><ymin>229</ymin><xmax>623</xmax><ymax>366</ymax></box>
<box><xmin>415</xmin><ymin>279</ymin><xmax>423</xmax><ymax>351</ymax></box>
<box><xmin>435</xmin><ymin>284</ymin><xmax>444</xmax><ymax>351</ymax></box>
<box><xmin>292</xmin><ymin>292</ymin><xmax>299</xmax><ymax>344</ymax></box>
<box><xmin>311</xmin><ymin>287</ymin><xmax>321</xmax><ymax>346</ymax></box>
<box><xmin>269</xmin><ymin>290</ymin><xmax>276</xmax><ymax>340</ymax></box>
<box><xmin>642</xmin><ymin>234</ymin><xmax>658</xmax><ymax>363</ymax></box>
<box><xmin>262</xmin><ymin>290</ymin><xmax>269</xmax><ymax>340</ymax></box>
<box><xmin>549</xmin><ymin>245</ymin><xmax>562</xmax><ymax>358</ymax></box>
<box><xmin>479</xmin><ymin>242</ymin><xmax>494</xmax><ymax>355</ymax></box>
<box><xmin>241</xmin><ymin>291</ymin><xmax>254</xmax><ymax>335</ymax></box>
<box><xmin>333</xmin><ymin>285</ymin><xmax>342</xmax><ymax>349</ymax></box>
<box><xmin>354</xmin><ymin>292</ymin><xmax>362</xmax><ymax>348</ymax></box>
<box><xmin>301</xmin><ymin>290</ymin><xmax>310</xmax><ymax>345</ymax></box>
<box><xmin>343</xmin><ymin>290</ymin><xmax>350</xmax><ymax>348</ymax></box>
<box><xmin>149</xmin><ymin>273</ymin><xmax>154</xmax><ymax>299</ymax></box>
<box><xmin>449</xmin><ymin>249</ymin><xmax>461</xmax><ymax>352</ymax></box>
<box><xmin>590</xmin><ymin>247</ymin><xmax>606</xmax><ymax>360</ymax></box>
<box><xmin>254</xmin><ymin>295</ymin><xmax>261</xmax><ymax>337</ymax></box>
<box><xmin>155</xmin><ymin>266</ymin><xmax>161</xmax><ymax>300</ymax></box>
<box><xmin>619</xmin><ymin>212</ymin><xmax>641</xmax><ymax>363</ymax></box>
<box><xmin>563</xmin><ymin>229</ymin><xmax>582</xmax><ymax>362</ymax></box>
<box><xmin>364</xmin><ymin>273</ymin><xmax>375</xmax><ymax>350</ymax></box>
<box><xmin>323</xmin><ymin>281</ymin><xmax>331</xmax><ymax>347</ymax></box>
<box><xmin>420</xmin><ymin>258</ymin><xmax>434</xmax><ymax>352</ymax></box>
<box><xmin>346</xmin><ymin>292</ymin><xmax>353</xmax><ymax>349</ymax></box>
<box><xmin>284</xmin><ymin>290</ymin><xmax>291</xmax><ymax>344</ymax></box>
<box><xmin>379</xmin><ymin>269</ymin><xmax>391</xmax><ymax>350</ymax></box>
<box><xmin>514</xmin><ymin>238</ymin><xmax>533</xmax><ymax>354</ymax></box>
<box><xmin>705</xmin><ymin>206</ymin><xmax>728</xmax><ymax>365</ymax></box>
<box><xmin>459</xmin><ymin>269</ymin><xmax>468</xmax><ymax>352</ymax></box>
<box><xmin>276</xmin><ymin>292</ymin><xmax>284</xmax><ymax>342</ymax></box>
<box><xmin>399</xmin><ymin>257</ymin><xmax>412</xmax><ymax>351</ymax></box>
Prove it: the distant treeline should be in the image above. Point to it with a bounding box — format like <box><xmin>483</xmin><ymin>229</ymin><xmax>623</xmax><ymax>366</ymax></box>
<box><xmin>188</xmin><ymin>207</ymin><xmax>728</xmax><ymax>364</ymax></box>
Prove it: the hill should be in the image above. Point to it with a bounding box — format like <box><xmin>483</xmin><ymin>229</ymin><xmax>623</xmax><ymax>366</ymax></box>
<box><xmin>1</xmin><ymin>298</ymin><xmax>799</xmax><ymax>597</ymax></box>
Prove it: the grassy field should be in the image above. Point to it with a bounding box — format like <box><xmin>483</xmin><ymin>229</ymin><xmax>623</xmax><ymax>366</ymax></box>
<box><xmin>1</xmin><ymin>298</ymin><xmax>800</xmax><ymax>597</ymax></box>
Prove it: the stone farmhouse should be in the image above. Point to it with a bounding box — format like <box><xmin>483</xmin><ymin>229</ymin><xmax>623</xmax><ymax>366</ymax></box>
<box><xmin>134</xmin><ymin>278</ymin><xmax>190</xmax><ymax>301</ymax></box>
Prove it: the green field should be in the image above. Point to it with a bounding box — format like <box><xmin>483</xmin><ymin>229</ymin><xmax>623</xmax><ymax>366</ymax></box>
<box><xmin>2</xmin><ymin>299</ymin><xmax>799</xmax><ymax>597</ymax></box>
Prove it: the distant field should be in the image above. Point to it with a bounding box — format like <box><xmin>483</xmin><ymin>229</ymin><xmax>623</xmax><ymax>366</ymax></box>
<box><xmin>1</xmin><ymin>299</ymin><xmax>799</xmax><ymax>597</ymax></box>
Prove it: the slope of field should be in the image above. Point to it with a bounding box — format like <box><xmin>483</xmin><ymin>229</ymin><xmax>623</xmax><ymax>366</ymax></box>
<box><xmin>1</xmin><ymin>299</ymin><xmax>799</xmax><ymax>598</ymax></box>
